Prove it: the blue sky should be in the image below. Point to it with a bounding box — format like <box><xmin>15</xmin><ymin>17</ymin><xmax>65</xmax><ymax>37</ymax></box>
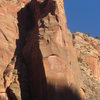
<box><xmin>64</xmin><ymin>0</ymin><xmax>100</xmax><ymax>37</ymax></box>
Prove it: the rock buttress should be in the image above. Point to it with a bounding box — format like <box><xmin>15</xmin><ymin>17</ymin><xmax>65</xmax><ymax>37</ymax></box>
<box><xmin>22</xmin><ymin>0</ymin><xmax>83</xmax><ymax>100</ymax></box>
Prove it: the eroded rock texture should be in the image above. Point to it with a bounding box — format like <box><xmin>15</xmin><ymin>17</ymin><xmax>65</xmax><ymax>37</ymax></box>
<box><xmin>0</xmin><ymin>0</ymin><xmax>31</xmax><ymax>100</ymax></box>
<box><xmin>22</xmin><ymin>0</ymin><xmax>82</xmax><ymax>100</ymax></box>
<box><xmin>0</xmin><ymin>0</ymin><xmax>83</xmax><ymax>100</ymax></box>
<box><xmin>73</xmin><ymin>32</ymin><xmax>100</xmax><ymax>100</ymax></box>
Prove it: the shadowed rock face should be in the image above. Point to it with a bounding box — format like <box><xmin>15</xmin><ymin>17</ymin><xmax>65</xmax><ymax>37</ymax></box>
<box><xmin>0</xmin><ymin>0</ymin><xmax>82</xmax><ymax>100</ymax></box>
<box><xmin>22</xmin><ymin>0</ymin><xmax>82</xmax><ymax>100</ymax></box>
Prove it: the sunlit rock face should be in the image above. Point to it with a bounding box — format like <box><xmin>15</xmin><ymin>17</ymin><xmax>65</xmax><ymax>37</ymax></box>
<box><xmin>73</xmin><ymin>32</ymin><xmax>100</xmax><ymax>100</ymax></box>
<box><xmin>0</xmin><ymin>0</ymin><xmax>31</xmax><ymax>99</ymax></box>
<box><xmin>0</xmin><ymin>0</ymin><xmax>82</xmax><ymax>100</ymax></box>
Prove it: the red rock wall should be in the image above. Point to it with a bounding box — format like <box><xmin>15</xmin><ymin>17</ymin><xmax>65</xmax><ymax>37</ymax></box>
<box><xmin>23</xmin><ymin>0</ymin><xmax>82</xmax><ymax>100</ymax></box>
<box><xmin>0</xmin><ymin>0</ymin><xmax>82</xmax><ymax>100</ymax></box>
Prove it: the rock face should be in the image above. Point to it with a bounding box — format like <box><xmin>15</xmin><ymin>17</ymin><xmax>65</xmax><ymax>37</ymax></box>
<box><xmin>73</xmin><ymin>32</ymin><xmax>100</xmax><ymax>100</ymax></box>
<box><xmin>22</xmin><ymin>0</ymin><xmax>82</xmax><ymax>100</ymax></box>
<box><xmin>1</xmin><ymin>0</ymin><xmax>100</xmax><ymax>100</ymax></box>
<box><xmin>0</xmin><ymin>0</ymin><xmax>83</xmax><ymax>100</ymax></box>
<box><xmin>0</xmin><ymin>0</ymin><xmax>31</xmax><ymax>100</ymax></box>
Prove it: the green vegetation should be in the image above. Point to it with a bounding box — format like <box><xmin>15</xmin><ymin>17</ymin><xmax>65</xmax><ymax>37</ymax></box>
<box><xmin>10</xmin><ymin>56</ymin><xmax>16</xmax><ymax>65</ymax></box>
<box><xmin>13</xmin><ymin>69</ymin><xmax>16</xmax><ymax>75</ymax></box>
<box><xmin>95</xmin><ymin>36</ymin><xmax>99</xmax><ymax>39</ymax></box>
<box><xmin>10</xmin><ymin>59</ymin><xmax>15</xmax><ymax>65</ymax></box>
<box><xmin>78</xmin><ymin>57</ymin><xmax>83</xmax><ymax>63</ymax></box>
<box><xmin>98</xmin><ymin>56</ymin><xmax>100</xmax><ymax>60</ymax></box>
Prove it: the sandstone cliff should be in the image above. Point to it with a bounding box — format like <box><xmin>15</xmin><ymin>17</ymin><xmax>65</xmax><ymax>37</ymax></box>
<box><xmin>73</xmin><ymin>32</ymin><xmax>100</xmax><ymax>100</ymax></box>
<box><xmin>1</xmin><ymin>0</ymin><xmax>100</xmax><ymax>100</ymax></box>
<box><xmin>2</xmin><ymin>0</ymin><xmax>100</xmax><ymax>100</ymax></box>
<box><xmin>0</xmin><ymin>0</ymin><xmax>82</xmax><ymax>100</ymax></box>
<box><xmin>22</xmin><ymin>0</ymin><xmax>82</xmax><ymax>100</ymax></box>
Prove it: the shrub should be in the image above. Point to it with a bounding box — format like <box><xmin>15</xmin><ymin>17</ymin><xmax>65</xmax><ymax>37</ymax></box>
<box><xmin>78</xmin><ymin>57</ymin><xmax>83</xmax><ymax>63</ymax></box>
<box><xmin>95</xmin><ymin>36</ymin><xmax>99</xmax><ymax>39</ymax></box>
<box><xmin>13</xmin><ymin>69</ymin><xmax>17</xmax><ymax>75</ymax></box>
<box><xmin>98</xmin><ymin>56</ymin><xmax>100</xmax><ymax>60</ymax></box>
<box><xmin>10</xmin><ymin>56</ymin><xmax>16</xmax><ymax>65</ymax></box>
